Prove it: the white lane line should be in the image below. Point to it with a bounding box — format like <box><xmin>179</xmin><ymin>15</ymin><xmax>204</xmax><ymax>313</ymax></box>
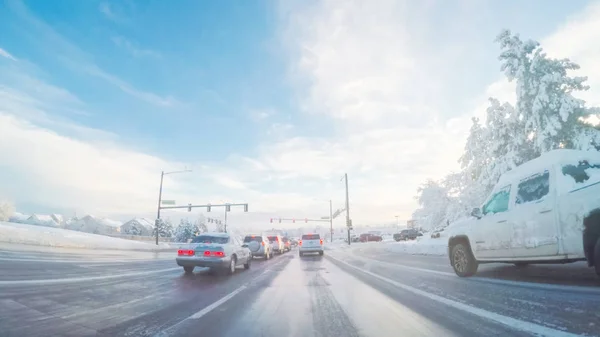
<box><xmin>333</xmin><ymin>252</ymin><xmax>600</xmax><ymax>294</ymax></box>
<box><xmin>0</xmin><ymin>257</ymin><xmax>172</xmax><ymax>263</ymax></box>
<box><xmin>328</xmin><ymin>254</ymin><xmax>583</xmax><ymax>337</ymax></box>
<box><xmin>0</xmin><ymin>267</ymin><xmax>180</xmax><ymax>286</ymax></box>
<box><xmin>155</xmin><ymin>285</ymin><xmax>248</xmax><ymax>337</ymax></box>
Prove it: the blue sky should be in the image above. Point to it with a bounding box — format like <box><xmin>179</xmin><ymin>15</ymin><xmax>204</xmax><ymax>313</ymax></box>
<box><xmin>1</xmin><ymin>0</ymin><xmax>599</xmax><ymax>228</ymax></box>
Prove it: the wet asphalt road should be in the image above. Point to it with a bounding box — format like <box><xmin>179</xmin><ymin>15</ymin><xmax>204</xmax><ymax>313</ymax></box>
<box><xmin>0</xmin><ymin>243</ymin><xmax>598</xmax><ymax>337</ymax></box>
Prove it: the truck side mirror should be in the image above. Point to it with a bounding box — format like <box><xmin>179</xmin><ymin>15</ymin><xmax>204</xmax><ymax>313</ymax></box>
<box><xmin>471</xmin><ymin>208</ymin><xmax>482</xmax><ymax>219</ymax></box>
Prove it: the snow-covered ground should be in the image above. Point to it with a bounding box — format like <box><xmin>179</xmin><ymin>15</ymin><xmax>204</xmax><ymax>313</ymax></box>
<box><xmin>382</xmin><ymin>236</ymin><xmax>448</xmax><ymax>256</ymax></box>
<box><xmin>0</xmin><ymin>221</ymin><xmax>178</xmax><ymax>251</ymax></box>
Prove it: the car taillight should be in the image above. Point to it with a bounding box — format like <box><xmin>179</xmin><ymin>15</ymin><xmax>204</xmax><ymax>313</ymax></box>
<box><xmin>261</xmin><ymin>241</ymin><xmax>265</xmax><ymax>246</ymax></box>
<box><xmin>203</xmin><ymin>250</ymin><xmax>225</xmax><ymax>257</ymax></box>
<box><xmin>320</xmin><ymin>239</ymin><xmax>323</xmax><ymax>245</ymax></box>
<box><xmin>178</xmin><ymin>249</ymin><xmax>195</xmax><ymax>256</ymax></box>
<box><xmin>299</xmin><ymin>240</ymin><xmax>302</xmax><ymax>246</ymax></box>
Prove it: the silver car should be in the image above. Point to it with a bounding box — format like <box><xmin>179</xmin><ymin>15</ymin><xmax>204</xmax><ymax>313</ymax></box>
<box><xmin>176</xmin><ymin>232</ymin><xmax>252</xmax><ymax>275</ymax></box>
<box><xmin>242</xmin><ymin>234</ymin><xmax>273</xmax><ymax>259</ymax></box>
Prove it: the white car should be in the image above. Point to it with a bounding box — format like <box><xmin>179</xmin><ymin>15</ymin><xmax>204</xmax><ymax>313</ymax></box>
<box><xmin>267</xmin><ymin>234</ymin><xmax>285</xmax><ymax>254</ymax></box>
<box><xmin>299</xmin><ymin>233</ymin><xmax>324</xmax><ymax>257</ymax></box>
<box><xmin>447</xmin><ymin>149</ymin><xmax>600</xmax><ymax>278</ymax></box>
<box><xmin>176</xmin><ymin>232</ymin><xmax>252</xmax><ymax>275</ymax></box>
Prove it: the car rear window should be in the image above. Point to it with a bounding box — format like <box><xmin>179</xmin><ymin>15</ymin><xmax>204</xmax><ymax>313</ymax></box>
<box><xmin>302</xmin><ymin>234</ymin><xmax>320</xmax><ymax>240</ymax></box>
<box><xmin>191</xmin><ymin>236</ymin><xmax>229</xmax><ymax>244</ymax></box>
<box><xmin>243</xmin><ymin>236</ymin><xmax>262</xmax><ymax>243</ymax></box>
<box><xmin>267</xmin><ymin>236</ymin><xmax>279</xmax><ymax>241</ymax></box>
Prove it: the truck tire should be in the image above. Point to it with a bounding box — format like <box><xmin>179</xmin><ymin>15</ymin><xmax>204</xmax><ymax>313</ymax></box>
<box><xmin>594</xmin><ymin>237</ymin><xmax>600</xmax><ymax>277</ymax></box>
<box><xmin>451</xmin><ymin>243</ymin><xmax>478</xmax><ymax>277</ymax></box>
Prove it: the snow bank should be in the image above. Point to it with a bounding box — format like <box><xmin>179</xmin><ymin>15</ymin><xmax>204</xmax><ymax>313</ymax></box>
<box><xmin>383</xmin><ymin>236</ymin><xmax>448</xmax><ymax>256</ymax></box>
<box><xmin>0</xmin><ymin>221</ymin><xmax>174</xmax><ymax>251</ymax></box>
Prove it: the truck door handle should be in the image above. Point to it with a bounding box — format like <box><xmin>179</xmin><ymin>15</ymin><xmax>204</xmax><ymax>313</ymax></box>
<box><xmin>539</xmin><ymin>209</ymin><xmax>552</xmax><ymax>214</ymax></box>
<box><xmin>497</xmin><ymin>220</ymin><xmax>507</xmax><ymax>223</ymax></box>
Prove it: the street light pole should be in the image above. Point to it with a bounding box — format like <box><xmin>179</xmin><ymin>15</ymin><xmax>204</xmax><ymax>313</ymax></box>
<box><xmin>155</xmin><ymin>169</ymin><xmax>192</xmax><ymax>245</ymax></box>
<box><xmin>224</xmin><ymin>207</ymin><xmax>228</xmax><ymax>233</ymax></box>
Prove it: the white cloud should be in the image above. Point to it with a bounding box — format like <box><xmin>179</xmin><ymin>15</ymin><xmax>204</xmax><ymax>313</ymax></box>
<box><xmin>0</xmin><ymin>48</ymin><xmax>17</xmax><ymax>61</ymax></box>
<box><xmin>111</xmin><ymin>36</ymin><xmax>162</xmax><ymax>59</ymax></box>
<box><xmin>267</xmin><ymin>0</ymin><xmax>600</xmax><ymax>225</ymax></box>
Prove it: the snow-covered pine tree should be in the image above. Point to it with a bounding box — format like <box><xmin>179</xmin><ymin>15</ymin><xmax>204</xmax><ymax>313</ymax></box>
<box><xmin>174</xmin><ymin>218</ymin><xmax>199</xmax><ymax>242</ymax></box>
<box><xmin>496</xmin><ymin>29</ymin><xmax>600</xmax><ymax>155</ymax></box>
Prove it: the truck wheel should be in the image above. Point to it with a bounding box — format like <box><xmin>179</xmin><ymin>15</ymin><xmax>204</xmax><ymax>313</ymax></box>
<box><xmin>183</xmin><ymin>266</ymin><xmax>194</xmax><ymax>274</ymax></box>
<box><xmin>594</xmin><ymin>237</ymin><xmax>600</xmax><ymax>277</ymax></box>
<box><xmin>451</xmin><ymin>243</ymin><xmax>478</xmax><ymax>277</ymax></box>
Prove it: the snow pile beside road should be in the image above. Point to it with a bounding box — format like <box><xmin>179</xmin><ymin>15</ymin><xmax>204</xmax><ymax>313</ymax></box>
<box><xmin>384</xmin><ymin>236</ymin><xmax>448</xmax><ymax>256</ymax></box>
<box><xmin>0</xmin><ymin>221</ymin><xmax>174</xmax><ymax>251</ymax></box>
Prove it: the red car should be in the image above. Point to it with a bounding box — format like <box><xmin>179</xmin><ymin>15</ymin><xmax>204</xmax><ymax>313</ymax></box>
<box><xmin>359</xmin><ymin>233</ymin><xmax>382</xmax><ymax>242</ymax></box>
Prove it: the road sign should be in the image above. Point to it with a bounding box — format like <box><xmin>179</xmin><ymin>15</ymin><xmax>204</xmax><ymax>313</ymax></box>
<box><xmin>161</xmin><ymin>200</ymin><xmax>176</xmax><ymax>205</ymax></box>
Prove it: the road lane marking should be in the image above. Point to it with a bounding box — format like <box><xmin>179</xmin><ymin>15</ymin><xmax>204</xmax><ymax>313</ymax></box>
<box><xmin>332</xmin><ymin>252</ymin><xmax>600</xmax><ymax>294</ymax></box>
<box><xmin>0</xmin><ymin>267</ymin><xmax>180</xmax><ymax>286</ymax></box>
<box><xmin>328</xmin><ymin>254</ymin><xmax>583</xmax><ymax>337</ymax></box>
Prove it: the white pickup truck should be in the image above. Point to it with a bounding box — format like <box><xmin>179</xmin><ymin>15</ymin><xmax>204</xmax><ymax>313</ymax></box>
<box><xmin>447</xmin><ymin>149</ymin><xmax>600</xmax><ymax>278</ymax></box>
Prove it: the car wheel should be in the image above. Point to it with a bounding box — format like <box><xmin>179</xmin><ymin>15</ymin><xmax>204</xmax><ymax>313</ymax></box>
<box><xmin>319</xmin><ymin>251</ymin><xmax>324</xmax><ymax>256</ymax></box>
<box><xmin>451</xmin><ymin>243</ymin><xmax>478</xmax><ymax>277</ymax></box>
<box><xmin>594</xmin><ymin>237</ymin><xmax>600</xmax><ymax>277</ymax></box>
<box><xmin>227</xmin><ymin>256</ymin><xmax>237</xmax><ymax>275</ymax></box>
<box><xmin>244</xmin><ymin>256</ymin><xmax>251</xmax><ymax>270</ymax></box>
<box><xmin>183</xmin><ymin>266</ymin><xmax>194</xmax><ymax>274</ymax></box>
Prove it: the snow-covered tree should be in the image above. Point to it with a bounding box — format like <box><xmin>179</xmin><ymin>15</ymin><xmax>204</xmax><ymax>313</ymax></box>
<box><xmin>195</xmin><ymin>215</ymin><xmax>208</xmax><ymax>233</ymax></box>
<box><xmin>174</xmin><ymin>218</ymin><xmax>199</xmax><ymax>242</ymax></box>
<box><xmin>152</xmin><ymin>219</ymin><xmax>173</xmax><ymax>238</ymax></box>
<box><xmin>124</xmin><ymin>225</ymin><xmax>142</xmax><ymax>236</ymax></box>
<box><xmin>0</xmin><ymin>200</ymin><xmax>15</xmax><ymax>221</ymax></box>
<box><xmin>496</xmin><ymin>29</ymin><xmax>600</xmax><ymax>154</ymax></box>
<box><xmin>411</xmin><ymin>180</ymin><xmax>451</xmax><ymax>230</ymax></box>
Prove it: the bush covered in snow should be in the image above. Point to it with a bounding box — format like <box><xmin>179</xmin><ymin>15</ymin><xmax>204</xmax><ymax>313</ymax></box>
<box><xmin>0</xmin><ymin>200</ymin><xmax>15</xmax><ymax>221</ymax></box>
<box><xmin>412</xmin><ymin>30</ymin><xmax>600</xmax><ymax>231</ymax></box>
<box><xmin>174</xmin><ymin>218</ymin><xmax>200</xmax><ymax>242</ymax></box>
<box><xmin>152</xmin><ymin>219</ymin><xmax>174</xmax><ymax>238</ymax></box>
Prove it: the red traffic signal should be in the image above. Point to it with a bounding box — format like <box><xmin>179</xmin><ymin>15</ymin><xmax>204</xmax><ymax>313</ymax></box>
<box><xmin>305</xmin><ymin>218</ymin><xmax>308</xmax><ymax>223</ymax></box>
<box><xmin>270</xmin><ymin>218</ymin><xmax>273</xmax><ymax>223</ymax></box>
<box><xmin>293</xmin><ymin>219</ymin><xmax>295</xmax><ymax>223</ymax></box>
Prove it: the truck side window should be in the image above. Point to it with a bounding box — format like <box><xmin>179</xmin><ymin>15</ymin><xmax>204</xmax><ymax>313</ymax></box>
<box><xmin>482</xmin><ymin>185</ymin><xmax>511</xmax><ymax>215</ymax></box>
<box><xmin>516</xmin><ymin>171</ymin><xmax>550</xmax><ymax>205</ymax></box>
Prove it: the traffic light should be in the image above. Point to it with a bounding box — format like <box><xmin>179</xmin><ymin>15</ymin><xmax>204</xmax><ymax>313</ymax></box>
<box><xmin>293</xmin><ymin>219</ymin><xmax>295</xmax><ymax>223</ymax></box>
<box><xmin>278</xmin><ymin>218</ymin><xmax>281</xmax><ymax>223</ymax></box>
<box><xmin>270</xmin><ymin>218</ymin><xmax>273</xmax><ymax>223</ymax></box>
<box><xmin>225</xmin><ymin>204</ymin><xmax>231</xmax><ymax>212</ymax></box>
<box><xmin>244</xmin><ymin>204</ymin><xmax>248</xmax><ymax>212</ymax></box>
<box><xmin>207</xmin><ymin>204</ymin><xmax>211</xmax><ymax>212</ymax></box>
<box><xmin>188</xmin><ymin>203</ymin><xmax>192</xmax><ymax>212</ymax></box>
<box><xmin>305</xmin><ymin>218</ymin><xmax>308</xmax><ymax>223</ymax></box>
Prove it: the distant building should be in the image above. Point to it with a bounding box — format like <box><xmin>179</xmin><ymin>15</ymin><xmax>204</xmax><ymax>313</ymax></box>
<box><xmin>65</xmin><ymin>215</ymin><xmax>122</xmax><ymax>235</ymax></box>
<box><xmin>120</xmin><ymin>218</ymin><xmax>155</xmax><ymax>236</ymax></box>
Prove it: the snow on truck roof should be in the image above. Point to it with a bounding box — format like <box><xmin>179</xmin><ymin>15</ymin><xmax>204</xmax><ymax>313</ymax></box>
<box><xmin>497</xmin><ymin>149</ymin><xmax>600</xmax><ymax>186</ymax></box>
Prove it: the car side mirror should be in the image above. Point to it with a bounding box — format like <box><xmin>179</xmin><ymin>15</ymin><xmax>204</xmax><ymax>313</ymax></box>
<box><xmin>471</xmin><ymin>207</ymin><xmax>482</xmax><ymax>219</ymax></box>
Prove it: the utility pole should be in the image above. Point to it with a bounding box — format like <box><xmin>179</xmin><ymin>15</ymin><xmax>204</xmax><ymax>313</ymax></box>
<box><xmin>344</xmin><ymin>173</ymin><xmax>351</xmax><ymax>245</ymax></box>
<box><xmin>155</xmin><ymin>171</ymin><xmax>165</xmax><ymax>245</ymax></box>
<box><xmin>329</xmin><ymin>199</ymin><xmax>333</xmax><ymax>243</ymax></box>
